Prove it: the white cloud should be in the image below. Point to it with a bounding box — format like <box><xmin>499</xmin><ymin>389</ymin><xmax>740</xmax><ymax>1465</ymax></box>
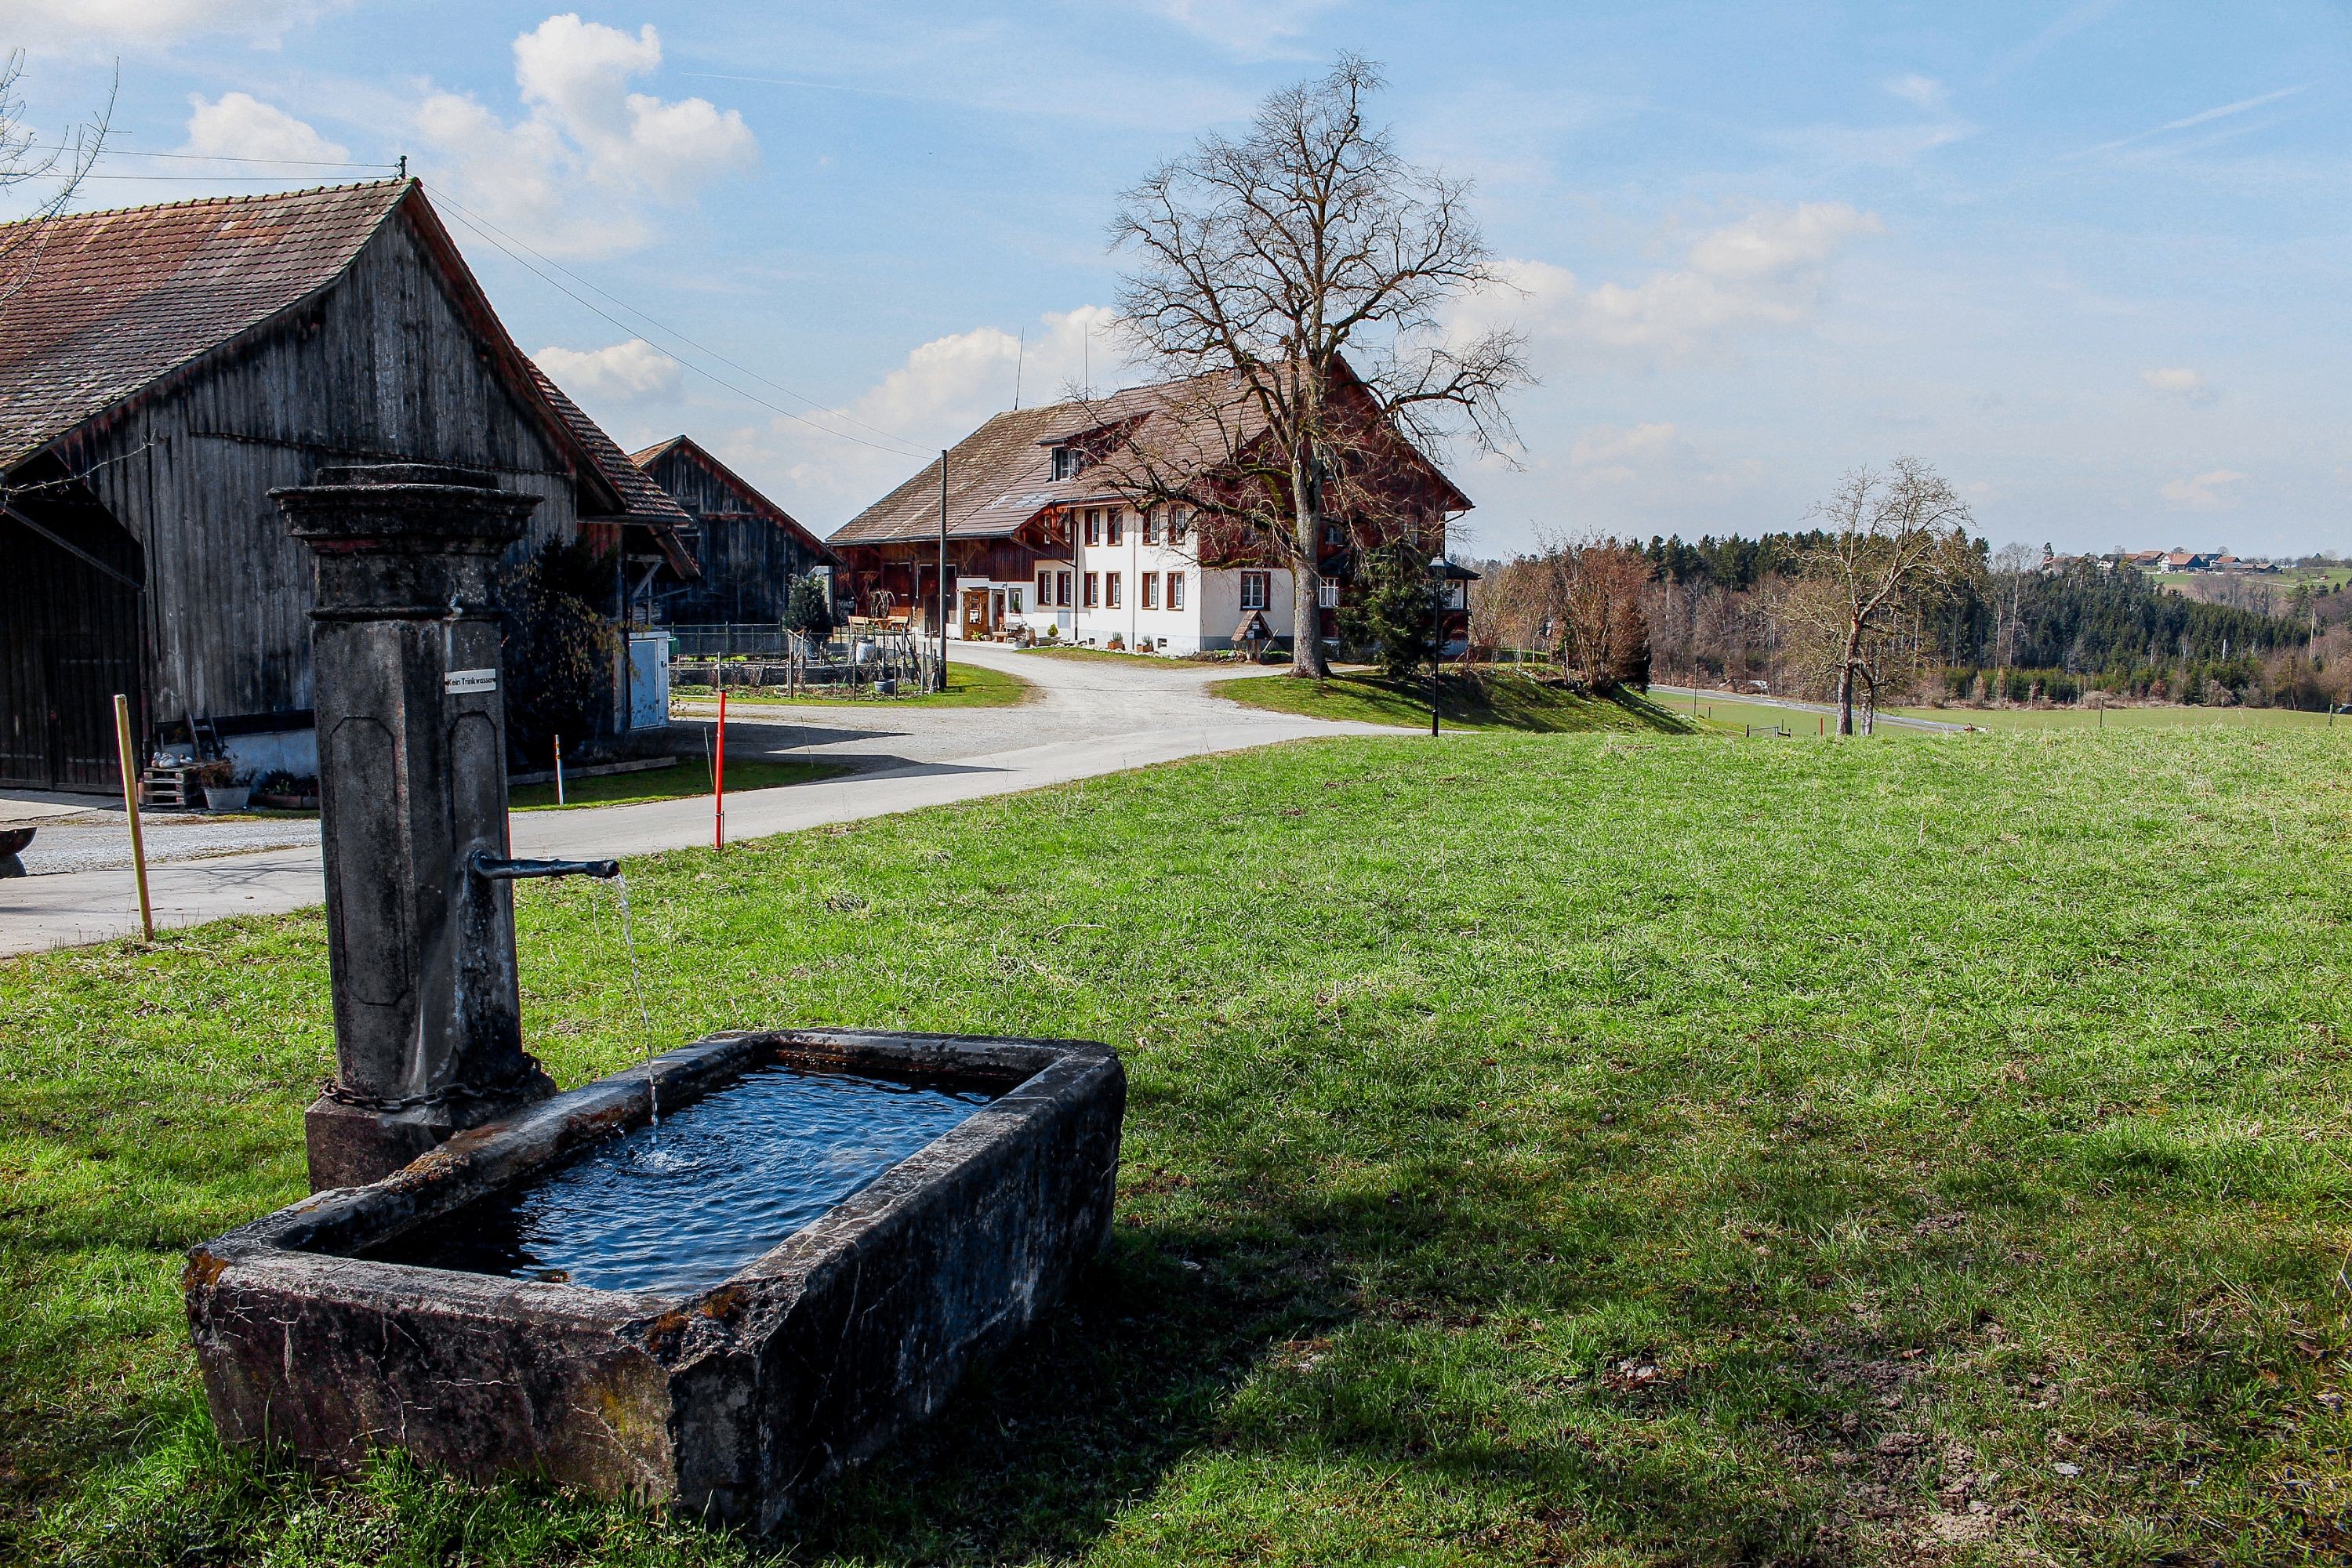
<box><xmin>2141</xmin><ymin>366</ymin><xmax>2218</xmax><ymax>406</ymax></box>
<box><xmin>13</xmin><ymin>0</ymin><xmax>331</xmax><ymax>46</ymax></box>
<box><xmin>1143</xmin><ymin>0</ymin><xmax>1348</xmax><ymax>54</ymax></box>
<box><xmin>720</xmin><ymin>305</ymin><xmax>1118</xmax><ymax>529</ymax></box>
<box><xmin>413</xmin><ymin>13</ymin><xmax>757</xmax><ymax>256</ymax></box>
<box><xmin>2159</xmin><ymin>469</ymin><xmax>2248</xmax><ymax>510</ymax></box>
<box><xmin>1473</xmin><ymin>203</ymin><xmax>1883</xmax><ymax>368</ymax></box>
<box><xmin>180</xmin><ymin>93</ymin><xmax>348</xmax><ymax>163</ymax></box>
<box><xmin>1887</xmin><ymin>74</ymin><xmax>1948</xmax><ymax>111</ymax></box>
<box><xmin>532</xmin><ymin>339</ymin><xmax>681</xmax><ymax>401</ymax></box>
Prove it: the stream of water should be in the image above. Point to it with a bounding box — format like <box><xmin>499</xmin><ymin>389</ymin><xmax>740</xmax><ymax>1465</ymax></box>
<box><xmin>608</xmin><ymin>872</ymin><xmax>661</xmax><ymax>1134</ymax></box>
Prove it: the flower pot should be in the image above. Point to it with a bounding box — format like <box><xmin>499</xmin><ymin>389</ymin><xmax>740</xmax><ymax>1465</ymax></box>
<box><xmin>202</xmin><ymin>786</ymin><xmax>250</xmax><ymax>811</ymax></box>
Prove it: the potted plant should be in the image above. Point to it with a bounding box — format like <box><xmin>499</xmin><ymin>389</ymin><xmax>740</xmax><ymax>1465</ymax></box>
<box><xmin>196</xmin><ymin>760</ymin><xmax>249</xmax><ymax>812</ymax></box>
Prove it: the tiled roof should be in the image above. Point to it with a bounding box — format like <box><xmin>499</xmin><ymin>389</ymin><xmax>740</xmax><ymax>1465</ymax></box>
<box><xmin>629</xmin><ymin>434</ymin><xmax>838</xmax><ymax>564</ymax></box>
<box><xmin>0</xmin><ymin>180</ymin><xmax>412</xmax><ymax>470</ymax></box>
<box><xmin>528</xmin><ymin>368</ymin><xmax>691</xmax><ymax>528</ymax></box>
<box><xmin>829</xmin><ymin>374</ymin><xmax>1269</xmax><ymax>547</ymax></box>
<box><xmin>531</xmin><ymin>369</ymin><xmax>698</xmax><ymax>578</ymax></box>
<box><xmin>828</xmin><ymin>365</ymin><xmax>1472</xmax><ymax>547</ymax></box>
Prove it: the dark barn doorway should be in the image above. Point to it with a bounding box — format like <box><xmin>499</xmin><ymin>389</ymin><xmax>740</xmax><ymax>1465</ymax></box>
<box><xmin>1</xmin><ymin>490</ymin><xmax>145</xmax><ymax>793</ymax></box>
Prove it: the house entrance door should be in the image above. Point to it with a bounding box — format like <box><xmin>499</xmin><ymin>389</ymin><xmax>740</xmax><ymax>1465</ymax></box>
<box><xmin>960</xmin><ymin>587</ymin><xmax>992</xmax><ymax>640</ymax></box>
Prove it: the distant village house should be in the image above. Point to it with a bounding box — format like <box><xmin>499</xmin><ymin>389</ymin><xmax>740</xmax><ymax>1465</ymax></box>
<box><xmin>828</xmin><ymin>368</ymin><xmax>1472</xmax><ymax>655</ymax></box>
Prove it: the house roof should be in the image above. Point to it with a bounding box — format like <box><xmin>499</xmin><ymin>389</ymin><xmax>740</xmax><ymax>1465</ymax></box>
<box><xmin>629</xmin><ymin>433</ymin><xmax>837</xmax><ymax>564</ymax></box>
<box><xmin>0</xmin><ymin>180</ymin><xmax>416</xmax><ymax>471</ymax></box>
<box><xmin>829</xmin><ymin>365</ymin><xmax>1472</xmax><ymax>549</ymax></box>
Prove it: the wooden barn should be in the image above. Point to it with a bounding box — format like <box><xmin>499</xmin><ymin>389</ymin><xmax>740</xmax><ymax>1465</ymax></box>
<box><xmin>629</xmin><ymin>434</ymin><xmax>837</xmax><ymax>625</ymax></box>
<box><xmin>0</xmin><ymin>178</ymin><xmax>695</xmax><ymax>794</ymax></box>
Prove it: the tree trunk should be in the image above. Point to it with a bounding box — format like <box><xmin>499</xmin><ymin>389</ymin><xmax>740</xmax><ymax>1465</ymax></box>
<box><xmin>1836</xmin><ymin>624</ymin><xmax>1861</xmax><ymax>735</ymax></box>
<box><xmin>1287</xmin><ymin>454</ymin><xmax>1329</xmax><ymax>679</ymax></box>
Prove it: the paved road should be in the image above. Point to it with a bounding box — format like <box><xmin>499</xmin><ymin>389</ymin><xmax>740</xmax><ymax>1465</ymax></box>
<box><xmin>1650</xmin><ymin>684</ymin><xmax>1972</xmax><ymax>734</ymax></box>
<box><xmin>0</xmin><ymin>645</ymin><xmax>1393</xmax><ymax>958</ymax></box>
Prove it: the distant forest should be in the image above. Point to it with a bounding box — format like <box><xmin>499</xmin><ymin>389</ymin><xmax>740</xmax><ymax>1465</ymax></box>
<box><xmin>1471</xmin><ymin>532</ymin><xmax>2348</xmax><ymax>710</ymax></box>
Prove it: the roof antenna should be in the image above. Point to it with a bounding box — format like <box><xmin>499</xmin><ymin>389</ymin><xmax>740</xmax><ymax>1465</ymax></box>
<box><xmin>397</xmin><ymin>154</ymin><xmax>408</xmax><ymax>180</ymax></box>
<box><xmin>1014</xmin><ymin>327</ymin><xmax>1025</xmax><ymax>411</ymax></box>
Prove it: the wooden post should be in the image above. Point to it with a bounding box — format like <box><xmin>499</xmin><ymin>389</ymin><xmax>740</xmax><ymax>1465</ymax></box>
<box><xmin>112</xmin><ymin>693</ymin><xmax>153</xmax><ymax>942</ymax></box>
<box><xmin>553</xmin><ymin>734</ymin><xmax>565</xmax><ymax>806</ymax></box>
<box><xmin>938</xmin><ymin>450</ymin><xmax>949</xmax><ymax>693</ymax></box>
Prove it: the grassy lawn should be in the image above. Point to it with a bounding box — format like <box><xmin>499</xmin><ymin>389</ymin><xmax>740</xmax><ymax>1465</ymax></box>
<box><xmin>5</xmin><ymin>727</ymin><xmax>2350</xmax><ymax>1563</ymax></box>
<box><xmin>1889</xmin><ymin>703</ymin><xmax>2339</xmax><ymax>733</ymax></box>
<box><xmin>508</xmin><ymin>757</ymin><xmax>848</xmax><ymax>811</ymax></box>
<box><xmin>1022</xmin><ymin>645</ymin><xmax>1250</xmax><ymax>666</ymax></box>
<box><xmin>671</xmin><ymin>660</ymin><xmax>1033</xmax><ymax>710</ymax></box>
<box><xmin>1656</xmin><ymin>695</ymin><xmax>1853</xmax><ymax>737</ymax></box>
<box><xmin>1214</xmin><ymin>669</ymin><xmax>1696</xmax><ymax>734</ymax></box>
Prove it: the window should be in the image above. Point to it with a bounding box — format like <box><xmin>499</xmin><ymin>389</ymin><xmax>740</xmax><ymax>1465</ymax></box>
<box><xmin>1083</xmin><ymin>572</ymin><xmax>1100</xmax><ymax>608</ymax></box>
<box><xmin>1084</xmin><ymin>510</ymin><xmax>1102</xmax><ymax>546</ymax></box>
<box><xmin>1052</xmin><ymin>446</ymin><xmax>1082</xmax><ymax>481</ymax></box>
<box><xmin>1036</xmin><ymin>569</ymin><xmax>1052</xmax><ymax>604</ymax></box>
<box><xmin>1107</xmin><ymin>510</ymin><xmax>1123</xmax><ymax>546</ymax></box>
<box><xmin>1142</xmin><ymin>510</ymin><xmax>1160</xmax><ymax>545</ymax></box>
<box><xmin>1240</xmin><ymin>571</ymin><xmax>1270</xmax><ymax>611</ymax></box>
<box><xmin>1167</xmin><ymin>571</ymin><xmax>1185</xmax><ymax>610</ymax></box>
<box><xmin>1142</xmin><ymin>572</ymin><xmax>1160</xmax><ymax>609</ymax></box>
<box><xmin>1323</xmin><ymin>522</ymin><xmax>1345</xmax><ymax>548</ymax></box>
<box><xmin>1317</xmin><ymin>582</ymin><xmax>1339</xmax><ymax>608</ymax></box>
<box><xmin>1169</xmin><ymin>508</ymin><xmax>1190</xmax><ymax>543</ymax></box>
<box><xmin>1057</xmin><ymin>570</ymin><xmax>1073</xmax><ymax>607</ymax></box>
<box><xmin>1008</xmin><ymin>587</ymin><xmax>1024</xmax><ymax>614</ymax></box>
<box><xmin>1105</xmin><ymin>572</ymin><xmax>1123</xmax><ymax>609</ymax></box>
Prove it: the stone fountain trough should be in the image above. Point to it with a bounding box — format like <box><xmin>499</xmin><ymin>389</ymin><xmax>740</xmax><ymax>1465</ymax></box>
<box><xmin>181</xmin><ymin>464</ymin><xmax>1122</xmax><ymax>1530</ymax></box>
<box><xmin>186</xmin><ymin>1025</ymin><xmax>1122</xmax><ymax>1529</ymax></box>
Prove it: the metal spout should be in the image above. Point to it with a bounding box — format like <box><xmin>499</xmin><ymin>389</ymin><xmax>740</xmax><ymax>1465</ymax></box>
<box><xmin>467</xmin><ymin>848</ymin><xmax>621</xmax><ymax>882</ymax></box>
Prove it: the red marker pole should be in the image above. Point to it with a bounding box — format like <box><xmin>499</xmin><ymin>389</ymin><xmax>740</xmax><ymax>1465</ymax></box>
<box><xmin>713</xmin><ymin>688</ymin><xmax>728</xmax><ymax>851</ymax></box>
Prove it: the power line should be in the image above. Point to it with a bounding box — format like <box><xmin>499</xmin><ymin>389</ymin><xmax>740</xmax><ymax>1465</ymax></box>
<box><xmin>430</xmin><ymin>190</ymin><xmax>924</xmax><ymax>455</ymax></box>
<box><xmin>27</xmin><ymin>140</ymin><xmax>397</xmax><ymax>169</ymax></box>
<box><xmin>74</xmin><ymin>172</ymin><xmax>391</xmax><ymax>181</ymax></box>
<box><xmin>431</xmin><ymin>202</ymin><xmax>930</xmax><ymax>460</ymax></box>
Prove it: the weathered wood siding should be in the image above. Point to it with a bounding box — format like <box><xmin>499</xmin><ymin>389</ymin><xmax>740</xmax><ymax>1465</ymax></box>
<box><xmin>49</xmin><ymin>209</ymin><xmax>584</xmax><ymax>729</ymax></box>
<box><xmin>641</xmin><ymin>446</ymin><xmax>825</xmax><ymax>624</ymax></box>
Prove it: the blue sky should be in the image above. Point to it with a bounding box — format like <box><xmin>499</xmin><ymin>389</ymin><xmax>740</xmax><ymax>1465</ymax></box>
<box><xmin>13</xmin><ymin>1</ymin><xmax>2350</xmax><ymax>557</ymax></box>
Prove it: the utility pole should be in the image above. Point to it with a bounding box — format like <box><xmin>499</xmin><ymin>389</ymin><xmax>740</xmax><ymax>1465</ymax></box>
<box><xmin>938</xmin><ymin>450</ymin><xmax>949</xmax><ymax>691</ymax></box>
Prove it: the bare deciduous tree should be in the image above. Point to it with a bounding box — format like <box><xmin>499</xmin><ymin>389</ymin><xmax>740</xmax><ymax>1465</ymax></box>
<box><xmin>0</xmin><ymin>50</ymin><xmax>112</xmax><ymax>303</ymax></box>
<box><xmin>1108</xmin><ymin>54</ymin><xmax>1526</xmax><ymax>677</ymax></box>
<box><xmin>1778</xmin><ymin>457</ymin><xmax>1976</xmax><ymax>734</ymax></box>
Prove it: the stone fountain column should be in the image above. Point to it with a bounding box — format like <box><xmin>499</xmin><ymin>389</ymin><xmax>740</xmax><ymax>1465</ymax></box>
<box><xmin>275</xmin><ymin>464</ymin><xmax>558</xmax><ymax>1190</ymax></box>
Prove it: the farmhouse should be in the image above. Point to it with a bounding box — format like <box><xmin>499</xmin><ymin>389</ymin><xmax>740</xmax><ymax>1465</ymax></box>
<box><xmin>629</xmin><ymin>434</ymin><xmax>838</xmax><ymax>626</ymax></box>
<box><xmin>828</xmin><ymin>368</ymin><xmax>1472</xmax><ymax>654</ymax></box>
<box><xmin>0</xmin><ymin>179</ymin><xmax>695</xmax><ymax>794</ymax></box>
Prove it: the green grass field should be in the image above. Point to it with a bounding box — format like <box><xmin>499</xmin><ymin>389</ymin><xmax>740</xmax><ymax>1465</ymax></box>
<box><xmin>671</xmin><ymin>660</ymin><xmax>1032</xmax><ymax>710</ymax></box>
<box><xmin>1891</xmin><ymin>702</ymin><xmax>2338</xmax><ymax>732</ymax></box>
<box><xmin>508</xmin><ymin>757</ymin><xmax>847</xmax><ymax>811</ymax></box>
<box><xmin>1214</xmin><ymin>670</ymin><xmax>1696</xmax><ymax>734</ymax></box>
<box><xmin>1025</xmin><ymin>639</ymin><xmax>1251</xmax><ymax>667</ymax></box>
<box><xmin>5</xmin><ymin>728</ymin><xmax>2350</xmax><ymax>1563</ymax></box>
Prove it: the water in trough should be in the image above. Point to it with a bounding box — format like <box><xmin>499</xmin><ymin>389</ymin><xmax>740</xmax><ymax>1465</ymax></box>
<box><xmin>370</xmin><ymin>1064</ymin><xmax>996</xmax><ymax>1296</ymax></box>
